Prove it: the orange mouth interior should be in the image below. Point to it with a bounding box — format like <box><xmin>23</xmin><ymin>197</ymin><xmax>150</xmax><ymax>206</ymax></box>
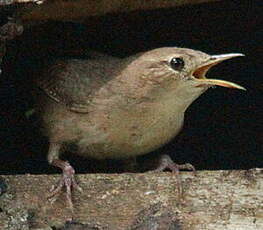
<box><xmin>192</xmin><ymin>63</ymin><xmax>218</xmax><ymax>79</ymax></box>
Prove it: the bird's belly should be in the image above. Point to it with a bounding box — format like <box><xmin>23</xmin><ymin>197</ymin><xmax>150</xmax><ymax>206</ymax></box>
<box><xmin>76</xmin><ymin>109</ymin><xmax>184</xmax><ymax>159</ymax></box>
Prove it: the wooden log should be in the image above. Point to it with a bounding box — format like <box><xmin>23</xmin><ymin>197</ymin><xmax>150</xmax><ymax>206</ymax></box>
<box><xmin>0</xmin><ymin>169</ymin><xmax>262</xmax><ymax>230</ymax></box>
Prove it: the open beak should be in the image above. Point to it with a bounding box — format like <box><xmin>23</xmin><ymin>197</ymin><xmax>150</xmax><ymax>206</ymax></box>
<box><xmin>192</xmin><ymin>53</ymin><xmax>246</xmax><ymax>90</ymax></box>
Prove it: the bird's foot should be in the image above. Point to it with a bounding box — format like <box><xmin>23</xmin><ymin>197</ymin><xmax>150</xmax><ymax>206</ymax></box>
<box><xmin>152</xmin><ymin>154</ymin><xmax>195</xmax><ymax>172</ymax></box>
<box><xmin>48</xmin><ymin>161</ymin><xmax>82</xmax><ymax>211</ymax></box>
<box><xmin>150</xmin><ymin>154</ymin><xmax>196</xmax><ymax>196</ymax></box>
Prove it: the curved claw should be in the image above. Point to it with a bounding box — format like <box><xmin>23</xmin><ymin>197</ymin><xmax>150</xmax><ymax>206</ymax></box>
<box><xmin>47</xmin><ymin>161</ymin><xmax>82</xmax><ymax>211</ymax></box>
<box><xmin>150</xmin><ymin>154</ymin><xmax>196</xmax><ymax>197</ymax></box>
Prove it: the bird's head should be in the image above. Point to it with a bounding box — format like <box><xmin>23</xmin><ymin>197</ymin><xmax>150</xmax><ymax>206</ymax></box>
<box><xmin>123</xmin><ymin>47</ymin><xmax>245</xmax><ymax>101</ymax></box>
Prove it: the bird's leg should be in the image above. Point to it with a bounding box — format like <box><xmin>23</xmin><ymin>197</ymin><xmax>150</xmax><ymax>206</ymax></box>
<box><xmin>150</xmin><ymin>154</ymin><xmax>195</xmax><ymax>196</ymax></box>
<box><xmin>47</xmin><ymin>142</ymin><xmax>82</xmax><ymax>210</ymax></box>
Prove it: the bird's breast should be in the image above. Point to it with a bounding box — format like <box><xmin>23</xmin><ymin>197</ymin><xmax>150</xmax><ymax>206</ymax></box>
<box><xmin>77</xmin><ymin>99</ymin><xmax>185</xmax><ymax>159</ymax></box>
<box><xmin>115</xmin><ymin>101</ymin><xmax>185</xmax><ymax>152</ymax></box>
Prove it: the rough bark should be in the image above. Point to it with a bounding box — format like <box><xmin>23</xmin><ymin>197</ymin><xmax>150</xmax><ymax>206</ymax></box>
<box><xmin>0</xmin><ymin>169</ymin><xmax>262</xmax><ymax>230</ymax></box>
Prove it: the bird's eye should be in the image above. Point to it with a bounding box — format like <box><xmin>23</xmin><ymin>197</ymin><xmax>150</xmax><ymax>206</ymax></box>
<box><xmin>170</xmin><ymin>57</ymin><xmax>184</xmax><ymax>71</ymax></box>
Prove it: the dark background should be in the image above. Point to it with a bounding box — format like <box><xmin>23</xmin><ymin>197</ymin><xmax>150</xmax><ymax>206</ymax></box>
<box><xmin>0</xmin><ymin>0</ymin><xmax>262</xmax><ymax>174</ymax></box>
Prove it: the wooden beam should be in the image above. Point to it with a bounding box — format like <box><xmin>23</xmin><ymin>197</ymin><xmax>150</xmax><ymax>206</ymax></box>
<box><xmin>16</xmin><ymin>0</ymin><xmax>221</xmax><ymax>23</ymax></box>
<box><xmin>0</xmin><ymin>169</ymin><xmax>262</xmax><ymax>229</ymax></box>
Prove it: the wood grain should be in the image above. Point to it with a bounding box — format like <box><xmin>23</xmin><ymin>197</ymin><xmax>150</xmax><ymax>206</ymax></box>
<box><xmin>0</xmin><ymin>169</ymin><xmax>262</xmax><ymax>229</ymax></box>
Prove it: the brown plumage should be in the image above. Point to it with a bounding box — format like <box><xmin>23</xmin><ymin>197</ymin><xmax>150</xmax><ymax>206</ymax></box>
<box><xmin>35</xmin><ymin>47</ymin><xmax>245</xmax><ymax>210</ymax></box>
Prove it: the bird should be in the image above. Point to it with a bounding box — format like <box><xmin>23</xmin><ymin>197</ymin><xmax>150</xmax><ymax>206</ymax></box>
<box><xmin>35</xmin><ymin>47</ymin><xmax>245</xmax><ymax>210</ymax></box>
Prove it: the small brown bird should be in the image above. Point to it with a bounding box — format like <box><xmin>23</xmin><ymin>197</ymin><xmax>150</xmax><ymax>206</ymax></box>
<box><xmin>36</xmin><ymin>47</ymin><xmax>245</xmax><ymax>209</ymax></box>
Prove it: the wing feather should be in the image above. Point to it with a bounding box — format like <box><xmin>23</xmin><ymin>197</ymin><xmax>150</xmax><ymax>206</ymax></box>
<box><xmin>37</xmin><ymin>53</ymin><xmax>120</xmax><ymax>113</ymax></box>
